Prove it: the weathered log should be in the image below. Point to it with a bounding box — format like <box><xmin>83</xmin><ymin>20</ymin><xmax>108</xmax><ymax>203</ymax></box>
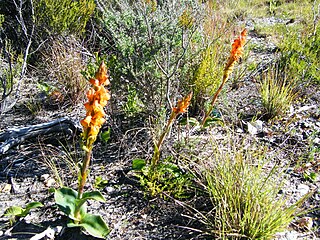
<box><xmin>0</xmin><ymin>117</ymin><xmax>81</xmax><ymax>154</ymax></box>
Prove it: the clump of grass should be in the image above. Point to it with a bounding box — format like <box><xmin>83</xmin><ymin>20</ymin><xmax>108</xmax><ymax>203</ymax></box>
<box><xmin>258</xmin><ymin>62</ymin><xmax>298</xmax><ymax>120</ymax></box>
<box><xmin>195</xmin><ymin>136</ymin><xmax>306</xmax><ymax>239</ymax></box>
<box><xmin>40</xmin><ymin>36</ymin><xmax>88</xmax><ymax>104</ymax></box>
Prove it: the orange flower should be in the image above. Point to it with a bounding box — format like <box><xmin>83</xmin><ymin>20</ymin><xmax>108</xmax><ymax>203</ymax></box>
<box><xmin>95</xmin><ymin>62</ymin><xmax>110</xmax><ymax>86</ymax></box>
<box><xmin>230</xmin><ymin>29</ymin><xmax>247</xmax><ymax>62</ymax></box>
<box><xmin>173</xmin><ymin>92</ymin><xmax>193</xmax><ymax>114</ymax></box>
<box><xmin>81</xmin><ymin>61</ymin><xmax>110</xmax><ymax>151</ymax></box>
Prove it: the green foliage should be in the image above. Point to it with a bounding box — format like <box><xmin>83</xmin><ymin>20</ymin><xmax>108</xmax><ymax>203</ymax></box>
<box><xmin>0</xmin><ymin>14</ymin><xmax>4</xmax><ymax>27</ymax></box>
<box><xmin>123</xmin><ymin>86</ymin><xmax>144</xmax><ymax>117</ymax></box>
<box><xmin>94</xmin><ymin>176</ymin><xmax>109</xmax><ymax>190</ymax></box>
<box><xmin>34</xmin><ymin>0</ymin><xmax>95</xmax><ymax>35</ymax></box>
<box><xmin>133</xmin><ymin>157</ymin><xmax>193</xmax><ymax>199</ymax></box>
<box><xmin>189</xmin><ymin>43</ymin><xmax>224</xmax><ymax>114</ymax></box>
<box><xmin>100</xmin><ymin>128</ymin><xmax>111</xmax><ymax>143</ymax></box>
<box><xmin>54</xmin><ymin>187</ymin><xmax>109</xmax><ymax>238</ymax></box>
<box><xmin>279</xmin><ymin>25</ymin><xmax>320</xmax><ymax>84</ymax></box>
<box><xmin>197</xmin><ymin>141</ymin><xmax>305</xmax><ymax>239</ymax></box>
<box><xmin>99</xmin><ymin>1</ymin><xmax>204</xmax><ymax>111</ymax></box>
<box><xmin>4</xmin><ymin>202</ymin><xmax>43</xmax><ymax>225</ymax></box>
<box><xmin>258</xmin><ymin>63</ymin><xmax>298</xmax><ymax>119</ymax></box>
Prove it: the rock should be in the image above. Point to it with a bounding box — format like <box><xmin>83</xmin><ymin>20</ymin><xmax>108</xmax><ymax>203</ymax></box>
<box><xmin>45</xmin><ymin>178</ymin><xmax>56</xmax><ymax>187</ymax></box>
<box><xmin>247</xmin><ymin>122</ymin><xmax>258</xmax><ymax>135</ymax></box>
<box><xmin>106</xmin><ymin>186</ymin><xmax>115</xmax><ymax>194</ymax></box>
<box><xmin>296</xmin><ymin>184</ymin><xmax>310</xmax><ymax>197</ymax></box>
<box><xmin>40</xmin><ymin>174</ymin><xmax>50</xmax><ymax>181</ymax></box>
<box><xmin>275</xmin><ymin>230</ymin><xmax>299</xmax><ymax>240</ymax></box>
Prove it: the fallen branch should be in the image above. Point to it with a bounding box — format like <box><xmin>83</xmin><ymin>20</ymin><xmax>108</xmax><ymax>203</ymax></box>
<box><xmin>0</xmin><ymin>117</ymin><xmax>81</xmax><ymax>154</ymax></box>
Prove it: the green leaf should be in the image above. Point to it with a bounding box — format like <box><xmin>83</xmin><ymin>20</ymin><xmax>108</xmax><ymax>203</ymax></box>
<box><xmin>94</xmin><ymin>176</ymin><xmax>108</xmax><ymax>190</ymax></box>
<box><xmin>100</xmin><ymin>128</ymin><xmax>111</xmax><ymax>143</ymax></box>
<box><xmin>54</xmin><ymin>187</ymin><xmax>87</xmax><ymax>220</ymax></box>
<box><xmin>178</xmin><ymin>117</ymin><xmax>200</xmax><ymax>126</ymax></box>
<box><xmin>25</xmin><ymin>202</ymin><xmax>43</xmax><ymax>211</ymax></box>
<box><xmin>132</xmin><ymin>159</ymin><xmax>146</xmax><ymax>170</ymax></box>
<box><xmin>4</xmin><ymin>206</ymin><xmax>24</xmax><ymax>217</ymax></box>
<box><xmin>203</xmin><ymin>117</ymin><xmax>223</xmax><ymax>128</ymax></box>
<box><xmin>68</xmin><ymin>214</ymin><xmax>109</xmax><ymax>239</ymax></box>
<box><xmin>82</xmin><ymin>191</ymin><xmax>106</xmax><ymax>202</ymax></box>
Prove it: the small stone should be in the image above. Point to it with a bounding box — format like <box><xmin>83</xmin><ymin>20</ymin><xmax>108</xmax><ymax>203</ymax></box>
<box><xmin>106</xmin><ymin>186</ymin><xmax>115</xmax><ymax>194</ymax></box>
<box><xmin>296</xmin><ymin>184</ymin><xmax>310</xmax><ymax>196</ymax></box>
<box><xmin>45</xmin><ymin>178</ymin><xmax>56</xmax><ymax>187</ymax></box>
<box><xmin>40</xmin><ymin>174</ymin><xmax>50</xmax><ymax>181</ymax></box>
<box><xmin>0</xmin><ymin>184</ymin><xmax>11</xmax><ymax>193</ymax></box>
<box><xmin>313</xmin><ymin>137</ymin><xmax>320</xmax><ymax>145</ymax></box>
<box><xmin>236</xmin><ymin>128</ymin><xmax>244</xmax><ymax>133</ymax></box>
<box><xmin>247</xmin><ymin>122</ymin><xmax>258</xmax><ymax>135</ymax></box>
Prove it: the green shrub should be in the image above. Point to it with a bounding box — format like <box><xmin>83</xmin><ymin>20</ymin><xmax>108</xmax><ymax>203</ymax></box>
<box><xmin>34</xmin><ymin>0</ymin><xmax>95</xmax><ymax>35</ymax></box>
<box><xmin>279</xmin><ymin>26</ymin><xmax>320</xmax><ymax>84</ymax></box>
<box><xmin>98</xmin><ymin>0</ymin><xmax>205</xmax><ymax>112</ymax></box>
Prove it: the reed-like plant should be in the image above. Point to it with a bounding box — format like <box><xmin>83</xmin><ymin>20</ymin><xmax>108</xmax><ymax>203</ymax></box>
<box><xmin>201</xmin><ymin>29</ymin><xmax>247</xmax><ymax>126</ymax></box>
<box><xmin>54</xmin><ymin>62</ymin><xmax>110</xmax><ymax>238</ymax></box>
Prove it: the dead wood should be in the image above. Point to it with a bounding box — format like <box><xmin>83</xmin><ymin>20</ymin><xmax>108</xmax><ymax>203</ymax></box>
<box><xmin>0</xmin><ymin>117</ymin><xmax>81</xmax><ymax>154</ymax></box>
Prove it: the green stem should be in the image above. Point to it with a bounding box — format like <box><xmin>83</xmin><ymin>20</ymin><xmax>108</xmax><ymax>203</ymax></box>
<box><xmin>151</xmin><ymin>111</ymin><xmax>177</xmax><ymax>168</ymax></box>
<box><xmin>74</xmin><ymin>148</ymin><xmax>92</xmax><ymax>222</ymax></box>
<box><xmin>78</xmin><ymin>148</ymin><xmax>92</xmax><ymax>199</ymax></box>
<box><xmin>201</xmin><ymin>61</ymin><xmax>235</xmax><ymax>127</ymax></box>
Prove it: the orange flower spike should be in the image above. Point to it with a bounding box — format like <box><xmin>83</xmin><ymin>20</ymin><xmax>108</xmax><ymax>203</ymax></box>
<box><xmin>173</xmin><ymin>92</ymin><xmax>193</xmax><ymax>114</ymax></box>
<box><xmin>89</xmin><ymin>78</ymin><xmax>100</xmax><ymax>87</ymax></box>
<box><xmin>95</xmin><ymin>62</ymin><xmax>109</xmax><ymax>86</ymax></box>
<box><xmin>80</xmin><ymin>115</ymin><xmax>92</xmax><ymax>128</ymax></box>
<box><xmin>230</xmin><ymin>29</ymin><xmax>247</xmax><ymax>62</ymax></box>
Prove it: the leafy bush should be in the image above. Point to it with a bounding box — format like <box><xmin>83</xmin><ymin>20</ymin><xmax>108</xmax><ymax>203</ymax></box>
<box><xmin>98</xmin><ymin>0</ymin><xmax>205</xmax><ymax>112</ymax></box>
<box><xmin>279</xmin><ymin>26</ymin><xmax>320</xmax><ymax>84</ymax></box>
<box><xmin>34</xmin><ymin>0</ymin><xmax>95</xmax><ymax>35</ymax></box>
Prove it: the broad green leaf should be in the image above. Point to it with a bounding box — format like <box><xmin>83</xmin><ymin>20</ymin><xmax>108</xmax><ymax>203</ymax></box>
<box><xmin>54</xmin><ymin>187</ymin><xmax>87</xmax><ymax>220</ymax></box>
<box><xmin>82</xmin><ymin>191</ymin><xmax>106</xmax><ymax>202</ymax></box>
<box><xmin>68</xmin><ymin>213</ymin><xmax>109</xmax><ymax>239</ymax></box>
<box><xmin>132</xmin><ymin>159</ymin><xmax>146</xmax><ymax>170</ymax></box>
<box><xmin>4</xmin><ymin>206</ymin><xmax>24</xmax><ymax>217</ymax></box>
<box><xmin>25</xmin><ymin>202</ymin><xmax>43</xmax><ymax>211</ymax></box>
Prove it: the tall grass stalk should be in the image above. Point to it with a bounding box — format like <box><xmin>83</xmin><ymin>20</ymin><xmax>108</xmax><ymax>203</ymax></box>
<box><xmin>196</xmin><ymin>136</ymin><xmax>306</xmax><ymax>239</ymax></box>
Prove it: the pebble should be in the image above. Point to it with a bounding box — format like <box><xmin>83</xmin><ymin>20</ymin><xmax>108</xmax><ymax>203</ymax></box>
<box><xmin>106</xmin><ymin>186</ymin><xmax>115</xmax><ymax>194</ymax></box>
<box><xmin>296</xmin><ymin>184</ymin><xmax>310</xmax><ymax>197</ymax></box>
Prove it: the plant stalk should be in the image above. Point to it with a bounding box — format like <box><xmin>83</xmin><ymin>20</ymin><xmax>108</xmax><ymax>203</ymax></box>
<box><xmin>78</xmin><ymin>148</ymin><xmax>92</xmax><ymax>199</ymax></box>
<box><xmin>152</xmin><ymin>111</ymin><xmax>177</xmax><ymax>168</ymax></box>
<box><xmin>201</xmin><ymin>62</ymin><xmax>235</xmax><ymax>127</ymax></box>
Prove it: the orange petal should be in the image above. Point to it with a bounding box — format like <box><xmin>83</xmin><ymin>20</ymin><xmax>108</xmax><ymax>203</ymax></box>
<box><xmin>95</xmin><ymin>62</ymin><xmax>109</xmax><ymax>86</ymax></box>
<box><xmin>173</xmin><ymin>92</ymin><xmax>193</xmax><ymax>114</ymax></box>
<box><xmin>89</xmin><ymin>78</ymin><xmax>100</xmax><ymax>86</ymax></box>
<box><xmin>230</xmin><ymin>29</ymin><xmax>247</xmax><ymax>61</ymax></box>
<box><xmin>80</xmin><ymin>115</ymin><xmax>92</xmax><ymax>128</ymax></box>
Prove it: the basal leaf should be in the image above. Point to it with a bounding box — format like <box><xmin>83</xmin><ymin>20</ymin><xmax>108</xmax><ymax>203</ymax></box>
<box><xmin>55</xmin><ymin>187</ymin><xmax>86</xmax><ymax>220</ymax></box>
<box><xmin>79</xmin><ymin>214</ymin><xmax>110</xmax><ymax>239</ymax></box>
<box><xmin>132</xmin><ymin>158</ymin><xmax>146</xmax><ymax>170</ymax></box>
<box><xmin>82</xmin><ymin>191</ymin><xmax>106</xmax><ymax>202</ymax></box>
<box><xmin>4</xmin><ymin>206</ymin><xmax>24</xmax><ymax>217</ymax></box>
<box><xmin>25</xmin><ymin>202</ymin><xmax>43</xmax><ymax>211</ymax></box>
